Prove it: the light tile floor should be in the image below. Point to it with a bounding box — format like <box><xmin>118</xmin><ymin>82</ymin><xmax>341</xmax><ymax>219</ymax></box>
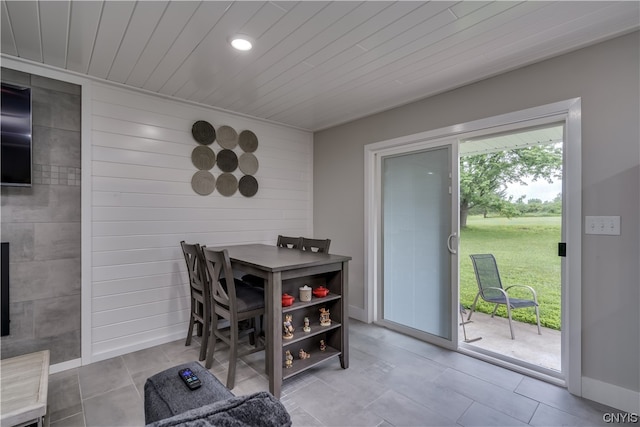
<box><xmin>47</xmin><ymin>320</ymin><xmax>620</xmax><ymax>426</ymax></box>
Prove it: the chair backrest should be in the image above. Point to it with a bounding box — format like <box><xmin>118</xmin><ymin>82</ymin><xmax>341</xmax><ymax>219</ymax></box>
<box><xmin>180</xmin><ymin>241</ymin><xmax>207</xmax><ymax>295</ymax></box>
<box><xmin>277</xmin><ymin>235</ymin><xmax>302</xmax><ymax>249</ymax></box>
<box><xmin>202</xmin><ymin>248</ymin><xmax>237</xmax><ymax>317</ymax></box>
<box><xmin>300</xmin><ymin>237</ymin><xmax>331</xmax><ymax>253</ymax></box>
<box><xmin>469</xmin><ymin>254</ymin><xmax>504</xmax><ymax>300</ymax></box>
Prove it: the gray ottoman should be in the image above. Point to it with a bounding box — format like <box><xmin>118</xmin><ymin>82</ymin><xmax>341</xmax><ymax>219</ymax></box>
<box><xmin>144</xmin><ymin>362</ymin><xmax>291</xmax><ymax>427</ymax></box>
<box><xmin>144</xmin><ymin>362</ymin><xmax>234</xmax><ymax>423</ymax></box>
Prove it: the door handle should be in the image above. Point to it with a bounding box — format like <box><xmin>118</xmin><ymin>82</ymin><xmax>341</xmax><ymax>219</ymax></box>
<box><xmin>447</xmin><ymin>232</ymin><xmax>457</xmax><ymax>254</ymax></box>
<box><xmin>558</xmin><ymin>242</ymin><xmax>566</xmax><ymax>257</ymax></box>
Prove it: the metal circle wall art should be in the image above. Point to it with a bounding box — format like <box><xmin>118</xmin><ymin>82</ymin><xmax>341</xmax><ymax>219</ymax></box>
<box><xmin>191</xmin><ymin>171</ymin><xmax>216</xmax><ymax>196</ymax></box>
<box><xmin>189</xmin><ymin>121</ymin><xmax>259</xmax><ymax>197</ymax></box>
<box><xmin>239</xmin><ymin>152</ymin><xmax>258</xmax><ymax>175</ymax></box>
<box><xmin>216</xmin><ymin>173</ymin><xmax>238</xmax><ymax>197</ymax></box>
<box><xmin>217</xmin><ymin>149</ymin><xmax>238</xmax><ymax>172</ymax></box>
<box><xmin>238</xmin><ymin>130</ymin><xmax>259</xmax><ymax>152</ymax></box>
<box><xmin>192</xmin><ymin>120</ymin><xmax>216</xmax><ymax>145</ymax></box>
<box><xmin>239</xmin><ymin>175</ymin><xmax>258</xmax><ymax>197</ymax></box>
<box><xmin>216</xmin><ymin>125</ymin><xmax>238</xmax><ymax>149</ymax></box>
<box><xmin>191</xmin><ymin>146</ymin><xmax>216</xmax><ymax>170</ymax></box>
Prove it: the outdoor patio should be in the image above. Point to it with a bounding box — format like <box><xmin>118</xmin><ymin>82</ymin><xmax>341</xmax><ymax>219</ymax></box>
<box><xmin>458</xmin><ymin>310</ymin><xmax>561</xmax><ymax>372</ymax></box>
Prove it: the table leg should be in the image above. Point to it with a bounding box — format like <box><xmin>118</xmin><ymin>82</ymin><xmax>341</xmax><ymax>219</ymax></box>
<box><xmin>340</xmin><ymin>261</ymin><xmax>349</xmax><ymax>369</ymax></box>
<box><xmin>267</xmin><ymin>271</ymin><xmax>283</xmax><ymax>398</ymax></box>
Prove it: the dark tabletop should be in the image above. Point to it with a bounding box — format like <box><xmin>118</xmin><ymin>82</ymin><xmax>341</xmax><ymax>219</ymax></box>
<box><xmin>206</xmin><ymin>243</ymin><xmax>351</xmax><ymax>272</ymax></box>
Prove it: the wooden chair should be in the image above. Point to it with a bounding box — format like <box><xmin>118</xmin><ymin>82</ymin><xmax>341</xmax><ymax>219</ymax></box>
<box><xmin>300</xmin><ymin>237</ymin><xmax>331</xmax><ymax>253</ymax></box>
<box><xmin>180</xmin><ymin>241</ymin><xmax>210</xmax><ymax>361</ymax></box>
<box><xmin>202</xmin><ymin>248</ymin><xmax>266</xmax><ymax>389</ymax></box>
<box><xmin>276</xmin><ymin>235</ymin><xmax>302</xmax><ymax>249</ymax></box>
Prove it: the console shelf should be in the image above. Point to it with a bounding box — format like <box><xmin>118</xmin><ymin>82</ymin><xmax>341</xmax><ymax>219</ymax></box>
<box><xmin>282</xmin><ymin>322</ymin><xmax>341</xmax><ymax>347</ymax></box>
<box><xmin>279</xmin><ymin>268</ymin><xmax>348</xmax><ymax>384</ymax></box>
<box><xmin>282</xmin><ymin>293</ymin><xmax>341</xmax><ymax>313</ymax></box>
<box><xmin>282</xmin><ymin>346</ymin><xmax>341</xmax><ymax>380</ymax></box>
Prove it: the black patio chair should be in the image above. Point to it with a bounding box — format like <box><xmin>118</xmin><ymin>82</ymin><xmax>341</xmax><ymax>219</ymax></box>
<box><xmin>467</xmin><ymin>254</ymin><xmax>541</xmax><ymax>339</ymax></box>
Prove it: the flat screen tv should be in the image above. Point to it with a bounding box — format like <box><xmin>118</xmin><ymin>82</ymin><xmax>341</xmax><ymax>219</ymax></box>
<box><xmin>1</xmin><ymin>83</ymin><xmax>32</xmax><ymax>186</ymax></box>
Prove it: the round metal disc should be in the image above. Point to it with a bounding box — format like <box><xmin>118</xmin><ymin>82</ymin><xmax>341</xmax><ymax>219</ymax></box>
<box><xmin>191</xmin><ymin>120</ymin><xmax>216</xmax><ymax>145</ymax></box>
<box><xmin>238</xmin><ymin>152</ymin><xmax>259</xmax><ymax>175</ymax></box>
<box><xmin>191</xmin><ymin>146</ymin><xmax>216</xmax><ymax>170</ymax></box>
<box><xmin>239</xmin><ymin>175</ymin><xmax>258</xmax><ymax>197</ymax></box>
<box><xmin>217</xmin><ymin>149</ymin><xmax>238</xmax><ymax>172</ymax></box>
<box><xmin>191</xmin><ymin>171</ymin><xmax>215</xmax><ymax>196</ymax></box>
<box><xmin>216</xmin><ymin>173</ymin><xmax>238</xmax><ymax>197</ymax></box>
<box><xmin>238</xmin><ymin>130</ymin><xmax>258</xmax><ymax>152</ymax></box>
<box><xmin>216</xmin><ymin>125</ymin><xmax>238</xmax><ymax>149</ymax></box>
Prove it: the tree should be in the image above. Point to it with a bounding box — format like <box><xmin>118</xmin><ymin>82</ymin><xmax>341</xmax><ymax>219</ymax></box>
<box><xmin>460</xmin><ymin>145</ymin><xmax>562</xmax><ymax>227</ymax></box>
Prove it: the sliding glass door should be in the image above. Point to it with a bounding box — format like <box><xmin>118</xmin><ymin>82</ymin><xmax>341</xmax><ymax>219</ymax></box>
<box><xmin>378</xmin><ymin>142</ymin><xmax>458</xmax><ymax>347</ymax></box>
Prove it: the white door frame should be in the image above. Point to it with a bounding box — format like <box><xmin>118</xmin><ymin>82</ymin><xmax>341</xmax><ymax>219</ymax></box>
<box><xmin>364</xmin><ymin>98</ymin><xmax>582</xmax><ymax>395</ymax></box>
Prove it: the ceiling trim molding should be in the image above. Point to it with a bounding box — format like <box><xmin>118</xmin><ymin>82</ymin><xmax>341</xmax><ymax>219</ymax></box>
<box><xmin>1</xmin><ymin>54</ymin><xmax>312</xmax><ymax>133</ymax></box>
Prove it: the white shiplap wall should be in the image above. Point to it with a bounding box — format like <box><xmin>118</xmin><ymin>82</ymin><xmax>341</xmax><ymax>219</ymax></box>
<box><xmin>89</xmin><ymin>82</ymin><xmax>313</xmax><ymax>361</ymax></box>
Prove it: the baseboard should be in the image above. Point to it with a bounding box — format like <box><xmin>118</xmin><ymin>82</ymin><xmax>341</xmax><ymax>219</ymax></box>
<box><xmin>91</xmin><ymin>330</ymin><xmax>187</xmax><ymax>364</ymax></box>
<box><xmin>582</xmin><ymin>376</ymin><xmax>640</xmax><ymax>413</ymax></box>
<box><xmin>50</xmin><ymin>357</ymin><xmax>82</xmax><ymax>374</ymax></box>
<box><xmin>349</xmin><ymin>304</ymin><xmax>368</xmax><ymax>323</ymax></box>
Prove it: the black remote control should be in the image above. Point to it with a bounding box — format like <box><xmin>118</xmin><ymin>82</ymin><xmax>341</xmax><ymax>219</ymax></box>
<box><xmin>178</xmin><ymin>368</ymin><xmax>201</xmax><ymax>390</ymax></box>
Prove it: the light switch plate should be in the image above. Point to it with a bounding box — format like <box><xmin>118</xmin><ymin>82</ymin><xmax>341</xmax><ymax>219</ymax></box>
<box><xmin>585</xmin><ymin>216</ymin><xmax>620</xmax><ymax>235</ymax></box>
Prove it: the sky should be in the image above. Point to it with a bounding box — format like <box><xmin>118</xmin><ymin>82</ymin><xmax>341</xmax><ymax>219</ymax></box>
<box><xmin>503</xmin><ymin>176</ymin><xmax>562</xmax><ymax>202</ymax></box>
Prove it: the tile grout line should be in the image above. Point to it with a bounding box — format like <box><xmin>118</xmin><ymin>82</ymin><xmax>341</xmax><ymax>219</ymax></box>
<box><xmin>75</xmin><ymin>369</ymin><xmax>87</xmax><ymax>427</ymax></box>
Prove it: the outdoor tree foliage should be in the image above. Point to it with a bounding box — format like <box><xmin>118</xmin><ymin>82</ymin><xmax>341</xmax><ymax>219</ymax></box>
<box><xmin>460</xmin><ymin>144</ymin><xmax>562</xmax><ymax>227</ymax></box>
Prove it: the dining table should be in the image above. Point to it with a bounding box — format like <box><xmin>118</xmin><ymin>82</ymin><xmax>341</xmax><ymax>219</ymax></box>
<box><xmin>207</xmin><ymin>243</ymin><xmax>351</xmax><ymax>398</ymax></box>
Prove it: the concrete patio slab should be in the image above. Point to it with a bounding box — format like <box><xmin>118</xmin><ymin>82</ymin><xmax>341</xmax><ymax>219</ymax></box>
<box><xmin>459</xmin><ymin>311</ymin><xmax>561</xmax><ymax>372</ymax></box>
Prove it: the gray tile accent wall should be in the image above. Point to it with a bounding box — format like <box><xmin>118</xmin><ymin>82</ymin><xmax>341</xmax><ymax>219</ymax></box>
<box><xmin>1</xmin><ymin>68</ymin><xmax>82</xmax><ymax>364</ymax></box>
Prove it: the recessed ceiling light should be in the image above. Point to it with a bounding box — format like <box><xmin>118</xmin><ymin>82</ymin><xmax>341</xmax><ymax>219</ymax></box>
<box><xmin>229</xmin><ymin>35</ymin><xmax>253</xmax><ymax>51</ymax></box>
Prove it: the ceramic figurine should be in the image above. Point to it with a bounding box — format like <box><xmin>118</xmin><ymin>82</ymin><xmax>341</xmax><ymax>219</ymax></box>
<box><xmin>303</xmin><ymin>317</ymin><xmax>311</xmax><ymax>332</ymax></box>
<box><xmin>319</xmin><ymin>307</ymin><xmax>331</xmax><ymax>326</ymax></box>
<box><xmin>319</xmin><ymin>340</ymin><xmax>326</xmax><ymax>352</ymax></box>
<box><xmin>299</xmin><ymin>349</ymin><xmax>310</xmax><ymax>359</ymax></box>
<box><xmin>283</xmin><ymin>314</ymin><xmax>294</xmax><ymax>339</ymax></box>
<box><xmin>285</xmin><ymin>350</ymin><xmax>293</xmax><ymax>368</ymax></box>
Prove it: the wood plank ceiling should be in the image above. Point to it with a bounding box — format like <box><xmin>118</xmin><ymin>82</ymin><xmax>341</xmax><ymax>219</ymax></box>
<box><xmin>2</xmin><ymin>1</ymin><xmax>638</xmax><ymax>131</ymax></box>
<box><xmin>460</xmin><ymin>124</ymin><xmax>564</xmax><ymax>156</ymax></box>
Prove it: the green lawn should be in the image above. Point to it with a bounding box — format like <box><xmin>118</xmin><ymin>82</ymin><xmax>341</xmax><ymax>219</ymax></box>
<box><xmin>459</xmin><ymin>215</ymin><xmax>562</xmax><ymax>330</ymax></box>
